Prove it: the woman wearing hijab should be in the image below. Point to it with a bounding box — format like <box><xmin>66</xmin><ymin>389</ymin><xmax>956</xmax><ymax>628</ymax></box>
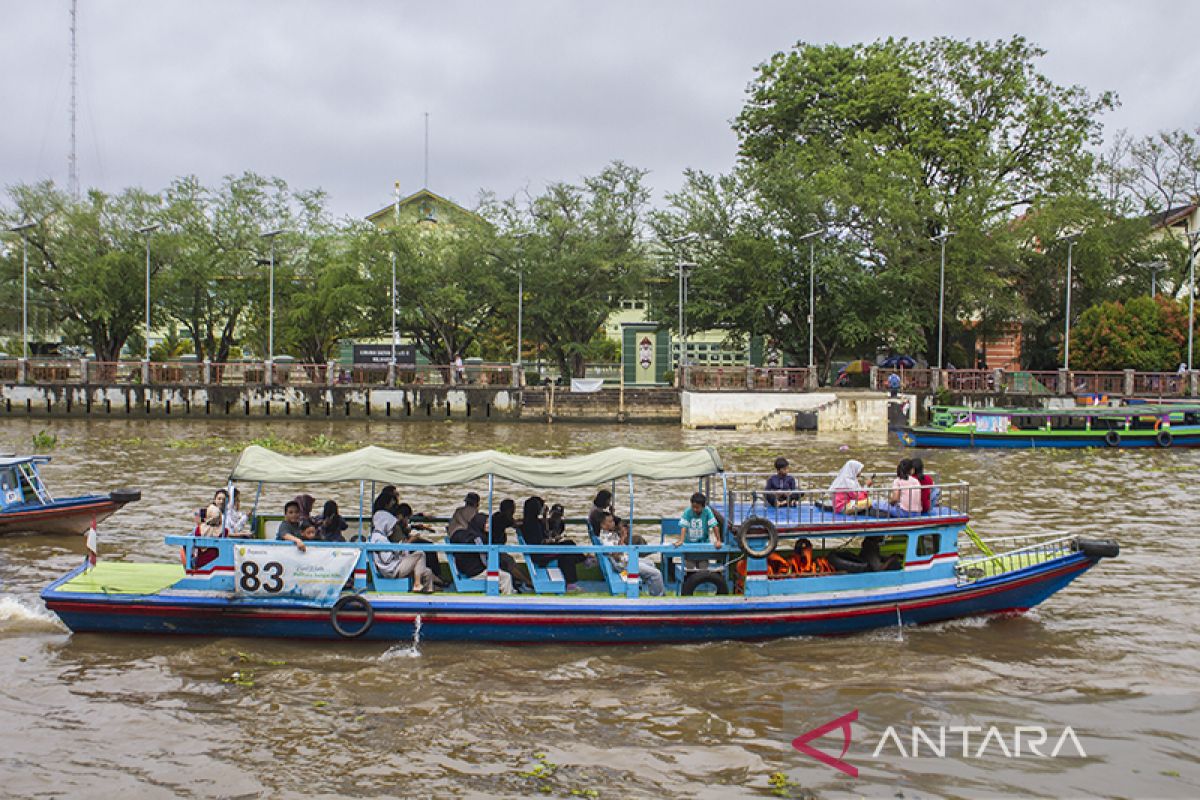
<box><xmin>316</xmin><ymin>499</ymin><xmax>348</xmax><ymax>541</ymax></box>
<box><xmin>829</xmin><ymin>460</ymin><xmax>873</xmax><ymax>514</ymax></box>
<box><xmin>292</xmin><ymin>493</ymin><xmax>318</xmax><ymax>527</ymax></box>
<box><xmin>520</xmin><ymin>496</ymin><xmax>584</xmax><ymax>591</ymax></box>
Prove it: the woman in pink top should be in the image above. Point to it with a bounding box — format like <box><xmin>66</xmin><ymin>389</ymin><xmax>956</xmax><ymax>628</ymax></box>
<box><xmin>889</xmin><ymin>458</ymin><xmax>923</xmax><ymax>517</ymax></box>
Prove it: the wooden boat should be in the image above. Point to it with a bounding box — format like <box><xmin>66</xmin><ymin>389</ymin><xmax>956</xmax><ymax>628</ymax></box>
<box><xmin>0</xmin><ymin>455</ymin><xmax>140</xmax><ymax>535</ymax></box>
<box><xmin>41</xmin><ymin>446</ymin><xmax>1117</xmax><ymax>644</ymax></box>
<box><xmin>898</xmin><ymin>404</ymin><xmax>1200</xmax><ymax>449</ymax></box>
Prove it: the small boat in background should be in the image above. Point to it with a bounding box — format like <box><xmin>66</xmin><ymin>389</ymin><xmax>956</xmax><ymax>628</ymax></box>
<box><xmin>0</xmin><ymin>455</ymin><xmax>140</xmax><ymax>535</ymax></box>
<box><xmin>898</xmin><ymin>403</ymin><xmax>1200</xmax><ymax>449</ymax></box>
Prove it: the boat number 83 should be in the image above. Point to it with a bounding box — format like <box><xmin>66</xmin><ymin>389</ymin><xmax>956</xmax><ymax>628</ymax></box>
<box><xmin>239</xmin><ymin>560</ymin><xmax>284</xmax><ymax>593</ymax></box>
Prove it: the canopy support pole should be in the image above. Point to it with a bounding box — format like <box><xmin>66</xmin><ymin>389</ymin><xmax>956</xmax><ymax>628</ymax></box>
<box><xmin>251</xmin><ymin>481</ymin><xmax>263</xmax><ymax>536</ymax></box>
<box><xmin>357</xmin><ymin>480</ymin><xmax>365</xmax><ymax>540</ymax></box>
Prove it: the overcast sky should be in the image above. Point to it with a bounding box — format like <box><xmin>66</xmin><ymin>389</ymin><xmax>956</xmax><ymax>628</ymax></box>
<box><xmin>3</xmin><ymin>0</ymin><xmax>1198</xmax><ymax>219</ymax></box>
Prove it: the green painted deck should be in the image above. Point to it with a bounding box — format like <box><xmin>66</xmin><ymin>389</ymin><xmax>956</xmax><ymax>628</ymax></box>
<box><xmin>58</xmin><ymin>562</ymin><xmax>184</xmax><ymax>595</ymax></box>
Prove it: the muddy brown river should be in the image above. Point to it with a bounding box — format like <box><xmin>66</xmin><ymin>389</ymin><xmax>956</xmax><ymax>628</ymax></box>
<box><xmin>0</xmin><ymin>418</ymin><xmax>1196</xmax><ymax>799</ymax></box>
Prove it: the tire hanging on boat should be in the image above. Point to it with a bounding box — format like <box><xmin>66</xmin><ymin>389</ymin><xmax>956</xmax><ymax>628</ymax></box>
<box><xmin>828</xmin><ymin>550</ymin><xmax>870</xmax><ymax>574</ymax></box>
<box><xmin>1077</xmin><ymin>538</ymin><xmax>1120</xmax><ymax>559</ymax></box>
<box><xmin>1156</xmin><ymin>429</ymin><xmax>1173</xmax><ymax>448</ymax></box>
<box><xmin>736</xmin><ymin>516</ymin><xmax>779</xmax><ymax>558</ymax></box>
<box><xmin>681</xmin><ymin>570</ymin><xmax>729</xmax><ymax>596</ymax></box>
<box><xmin>1104</xmin><ymin>430</ymin><xmax>1121</xmax><ymax>448</ymax></box>
<box><xmin>330</xmin><ymin>594</ymin><xmax>374</xmax><ymax>639</ymax></box>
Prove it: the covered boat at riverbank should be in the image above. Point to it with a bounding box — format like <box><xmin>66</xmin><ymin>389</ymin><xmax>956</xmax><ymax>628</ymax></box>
<box><xmin>41</xmin><ymin>446</ymin><xmax>1117</xmax><ymax>644</ymax></box>
<box><xmin>0</xmin><ymin>456</ymin><xmax>140</xmax><ymax>535</ymax></box>
<box><xmin>899</xmin><ymin>403</ymin><xmax>1200</xmax><ymax>449</ymax></box>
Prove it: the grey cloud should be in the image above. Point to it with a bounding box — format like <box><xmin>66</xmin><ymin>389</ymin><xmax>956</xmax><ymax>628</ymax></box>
<box><xmin>1</xmin><ymin>0</ymin><xmax>1197</xmax><ymax>219</ymax></box>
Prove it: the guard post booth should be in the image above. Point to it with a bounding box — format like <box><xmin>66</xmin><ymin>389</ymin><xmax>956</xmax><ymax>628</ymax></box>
<box><xmin>622</xmin><ymin>322</ymin><xmax>670</xmax><ymax>385</ymax></box>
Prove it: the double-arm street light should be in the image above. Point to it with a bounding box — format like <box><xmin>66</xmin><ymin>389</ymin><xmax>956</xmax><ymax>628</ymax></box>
<box><xmin>260</xmin><ymin>229</ymin><xmax>284</xmax><ymax>363</ymax></box>
<box><xmin>7</xmin><ymin>221</ymin><xmax>36</xmax><ymax>359</ymax></box>
<box><xmin>1138</xmin><ymin>259</ymin><xmax>1168</xmax><ymax>298</ymax></box>
<box><xmin>797</xmin><ymin>228</ymin><xmax>823</xmax><ymax>371</ymax></box>
<box><xmin>137</xmin><ymin>224</ymin><xmax>161</xmax><ymax>361</ymax></box>
<box><xmin>1185</xmin><ymin>231</ymin><xmax>1200</xmax><ymax>372</ymax></box>
<box><xmin>931</xmin><ymin>230</ymin><xmax>955</xmax><ymax>369</ymax></box>
<box><xmin>668</xmin><ymin>233</ymin><xmax>700</xmax><ymax>370</ymax></box>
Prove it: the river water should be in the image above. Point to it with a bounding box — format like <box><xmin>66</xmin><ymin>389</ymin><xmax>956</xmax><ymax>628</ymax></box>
<box><xmin>0</xmin><ymin>418</ymin><xmax>1196</xmax><ymax>799</ymax></box>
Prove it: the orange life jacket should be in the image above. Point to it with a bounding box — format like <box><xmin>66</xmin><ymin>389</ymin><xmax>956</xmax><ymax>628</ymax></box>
<box><xmin>791</xmin><ymin>548</ymin><xmax>834</xmax><ymax>575</ymax></box>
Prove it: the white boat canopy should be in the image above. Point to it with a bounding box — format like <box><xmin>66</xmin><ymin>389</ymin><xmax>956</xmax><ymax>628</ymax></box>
<box><xmin>229</xmin><ymin>445</ymin><xmax>724</xmax><ymax>488</ymax></box>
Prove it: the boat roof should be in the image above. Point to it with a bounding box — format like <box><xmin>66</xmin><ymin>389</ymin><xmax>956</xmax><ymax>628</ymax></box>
<box><xmin>933</xmin><ymin>404</ymin><xmax>1200</xmax><ymax>418</ymax></box>
<box><xmin>229</xmin><ymin>445</ymin><xmax>724</xmax><ymax>488</ymax></box>
<box><xmin>0</xmin><ymin>455</ymin><xmax>50</xmax><ymax>468</ymax></box>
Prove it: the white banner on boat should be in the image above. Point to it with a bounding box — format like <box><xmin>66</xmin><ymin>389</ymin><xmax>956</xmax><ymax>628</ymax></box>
<box><xmin>232</xmin><ymin>544</ymin><xmax>358</xmax><ymax>605</ymax></box>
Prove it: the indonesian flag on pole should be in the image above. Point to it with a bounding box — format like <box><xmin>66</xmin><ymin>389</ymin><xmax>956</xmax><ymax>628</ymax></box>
<box><xmin>84</xmin><ymin>516</ymin><xmax>98</xmax><ymax>570</ymax></box>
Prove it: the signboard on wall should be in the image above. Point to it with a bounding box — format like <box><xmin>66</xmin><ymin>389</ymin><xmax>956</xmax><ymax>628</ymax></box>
<box><xmin>353</xmin><ymin>344</ymin><xmax>416</xmax><ymax>365</ymax></box>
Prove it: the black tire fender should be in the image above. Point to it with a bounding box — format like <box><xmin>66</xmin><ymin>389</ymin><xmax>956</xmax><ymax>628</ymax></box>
<box><xmin>1156</xmin><ymin>430</ymin><xmax>1173</xmax><ymax>448</ymax></box>
<box><xmin>1077</xmin><ymin>538</ymin><xmax>1120</xmax><ymax>559</ymax></box>
<box><xmin>330</xmin><ymin>594</ymin><xmax>374</xmax><ymax>639</ymax></box>
<box><xmin>109</xmin><ymin>489</ymin><xmax>142</xmax><ymax>503</ymax></box>
<box><xmin>736</xmin><ymin>516</ymin><xmax>779</xmax><ymax>558</ymax></box>
<box><xmin>1104</xmin><ymin>430</ymin><xmax>1120</xmax><ymax>447</ymax></box>
<box><xmin>828</xmin><ymin>550</ymin><xmax>870</xmax><ymax>574</ymax></box>
<box><xmin>681</xmin><ymin>570</ymin><xmax>730</xmax><ymax>596</ymax></box>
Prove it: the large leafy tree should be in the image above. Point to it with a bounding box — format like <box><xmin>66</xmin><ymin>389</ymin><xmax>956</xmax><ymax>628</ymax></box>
<box><xmin>356</xmin><ymin>217</ymin><xmax>504</xmax><ymax>365</ymax></box>
<box><xmin>1070</xmin><ymin>296</ymin><xmax>1186</xmax><ymax>371</ymax></box>
<box><xmin>1</xmin><ymin>181</ymin><xmax>164</xmax><ymax>361</ymax></box>
<box><xmin>730</xmin><ymin>36</ymin><xmax>1115</xmax><ymax>362</ymax></box>
<box><xmin>489</xmin><ymin>161</ymin><xmax>652</xmax><ymax>378</ymax></box>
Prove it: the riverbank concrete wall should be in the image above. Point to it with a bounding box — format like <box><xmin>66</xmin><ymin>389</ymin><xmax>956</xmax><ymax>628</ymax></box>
<box><xmin>680</xmin><ymin>390</ymin><xmax>914</xmax><ymax>432</ymax></box>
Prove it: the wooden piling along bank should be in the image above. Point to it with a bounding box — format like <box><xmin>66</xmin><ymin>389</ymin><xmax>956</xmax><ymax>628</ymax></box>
<box><xmin>0</xmin><ymin>384</ymin><xmax>683</xmax><ymax>423</ymax></box>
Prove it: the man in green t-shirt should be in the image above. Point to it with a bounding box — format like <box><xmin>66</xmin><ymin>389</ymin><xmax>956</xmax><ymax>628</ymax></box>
<box><xmin>675</xmin><ymin>492</ymin><xmax>721</xmax><ymax>570</ymax></box>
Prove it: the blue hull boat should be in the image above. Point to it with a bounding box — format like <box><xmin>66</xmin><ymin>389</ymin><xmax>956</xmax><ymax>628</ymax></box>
<box><xmin>0</xmin><ymin>456</ymin><xmax>140</xmax><ymax>536</ymax></box>
<box><xmin>40</xmin><ymin>445</ymin><xmax>1117</xmax><ymax>645</ymax></box>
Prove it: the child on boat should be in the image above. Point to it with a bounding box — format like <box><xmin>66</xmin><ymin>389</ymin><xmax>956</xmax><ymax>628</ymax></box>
<box><xmin>370</xmin><ymin>498</ymin><xmax>435</xmax><ymax>593</ymax></box>
<box><xmin>674</xmin><ymin>492</ymin><xmax>722</xmax><ymax>569</ymax></box>
<box><xmin>888</xmin><ymin>459</ymin><xmax>923</xmax><ymax>517</ymax></box>
<box><xmin>764</xmin><ymin>457</ymin><xmax>799</xmax><ymax>507</ymax></box>
<box><xmin>276</xmin><ymin>500</ymin><xmax>317</xmax><ymax>551</ymax></box>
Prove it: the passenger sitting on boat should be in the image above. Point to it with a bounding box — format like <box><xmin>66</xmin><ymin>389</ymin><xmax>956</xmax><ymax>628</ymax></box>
<box><xmin>198</xmin><ymin>490</ymin><xmax>228</xmax><ymax>537</ymax></box>
<box><xmin>315</xmin><ymin>500</ymin><xmax>348</xmax><ymax>542</ymax></box>
<box><xmin>911</xmin><ymin>458</ymin><xmax>936</xmax><ymax>513</ymax></box>
<box><xmin>589</xmin><ymin>490</ymin><xmax>628</xmax><ymax>538</ymax></box>
<box><xmin>521</xmin><ymin>495</ymin><xmax>585</xmax><ymax>591</ymax></box>
<box><xmin>547</xmin><ymin>503</ymin><xmax>567</xmax><ymax>540</ymax></box>
<box><xmin>447</xmin><ymin>492</ymin><xmax>481</xmax><ymax>537</ymax></box>
<box><xmin>764</xmin><ymin>457</ymin><xmax>799</xmax><ymax>507</ymax></box>
<box><xmin>861</xmin><ymin>536</ymin><xmax>902</xmax><ymax>571</ymax></box>
<box><xmin>888</xmin><ymin>459</ymin><xmax>923</xmax><ymax>517</ymax></box>
<box><xmin>829</xmin><ymin>460</ymin><xmax>872</xmax><ymax>514</ymax></box>
<box><xmin>293</xmin><ymin>493</ymin><xmax>318</xmax><ymax>527</ymax></box>
<box><xmin>674</xmin><ymin>492</ymin><xmax>722</xmax><ymax>570</ymax></box>
<box><xmin>397</xmin><ymin>503</ymin><xmax>446</xmax><ymax>590</ymax></box>
<box><xmin>370</xmin><ymin>498</ymin><xmax>434</xmax><ymax>593</ymax></box>
<box><xmin>489</xmin><ymin>498</ymin><xmax>527</xmax><ymax>591</ymax></box>
<box><xmin>277</xmin><ymin>500</ymin><xmax>316</xmax><ymax>551</ymax></box>
<box><xmin>449</xmin><ymin>513</ymin><xmax>514</xmax><ymax>594</ymax></box>
<box><xmin>598</xmin><ymin>511</ymin><xmax>664</xmax><ymax>596</ymax></box>
<box><xmin>790</xmin><ymin>538</ymin><xmax>834</xmax><ymax>575</ymax></box>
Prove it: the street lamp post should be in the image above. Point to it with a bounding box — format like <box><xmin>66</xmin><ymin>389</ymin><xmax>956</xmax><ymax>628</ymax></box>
<box><xmin>1187</xmin><ymin>231</ymin><xmax>1199</xmax><ymax>371</ymax></box>
<box><xmin>7</xmin><ymin>221</ymin><xmax>35</xmax><ymax>360</ymax></box>
<box><xmin>1064</xmin><ymin>238</ymin><xmax>1077</xmax><ymax>371</ymax></box>
<box><xmin>797</xmin><ymin>229</ymin><xmax>822</xmax><ymax>371</ymax></box>
<box><xmin>931</xmin><ymin>230</ymin><xmax>955</xmax><ymax>370</ymax></box>
<box><xmin>261</xmin><ymin>229</ymin><xmax>284</xmax><ymax>364</ymax></box>
<box><xmin>667</xmin><ymin>233</ymin><xmax>699</xmax><ymax>373</ymax></box>
<box><xmin>137</xmin><ymin>224</ymin><xmax>161</xmax><ymax>363</ymax></box>
<box><xmin>390</xmin><ymin>250</ymin><xmax>397</xmax><ymax>366</ymax></box>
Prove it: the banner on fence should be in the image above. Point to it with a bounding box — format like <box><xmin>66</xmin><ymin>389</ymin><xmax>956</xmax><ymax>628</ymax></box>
<box><xmin>352</xmin><ymin>344</ymin><xmax>416</xmax><ymax>365</ymax></box>
<box><xmin>232</xmin><ymin>544</ymin><xmax>359</xmax><ymax>604</ymax></box>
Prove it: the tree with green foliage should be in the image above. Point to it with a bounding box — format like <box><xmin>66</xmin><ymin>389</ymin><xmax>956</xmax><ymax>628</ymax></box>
<box><xmin>489</xmin><ymin>161</ymin><xmax>652</xmax><ymax>379</ymax></box>
<box><xmin>1069</xmin><ymin>296</ymin><xmax>1186</xmax><ymax>371</ymax></box>
<box><xmin>1</xmin><ymin>181</ymin><xmax>164</xmax><ymax>361</ymax></box>
<box><xmin>355</xmin><ymin>217</ymin><xmax>504</xmax><ymax>366</ymax></box>
<box><xmin>729</xmin><ymin>36</ymin><xmax>1115</xmax><ymax>362</ymax></box>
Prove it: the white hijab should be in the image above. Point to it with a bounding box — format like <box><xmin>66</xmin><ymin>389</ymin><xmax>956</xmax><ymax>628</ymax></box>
<box><xmin>829</xmin><ymin>460</ymin><xmax>865</xmax><ymax>493</ymax></box>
